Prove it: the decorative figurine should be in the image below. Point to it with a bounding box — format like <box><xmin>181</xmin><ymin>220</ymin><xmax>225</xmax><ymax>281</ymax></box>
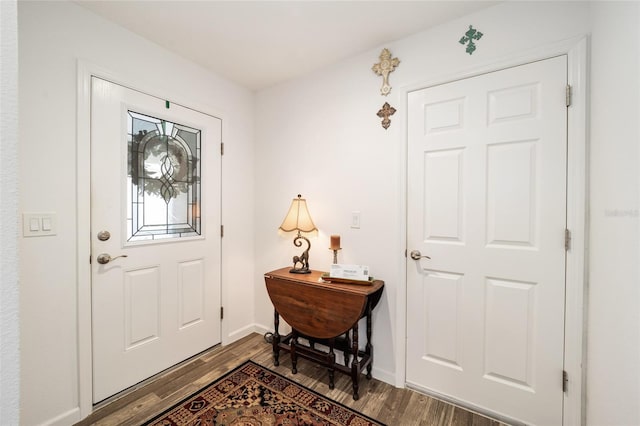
<box><xmin>291</xmin><ymin>237</ymin><xmax>310</xmax><ymax>272</ymax></box>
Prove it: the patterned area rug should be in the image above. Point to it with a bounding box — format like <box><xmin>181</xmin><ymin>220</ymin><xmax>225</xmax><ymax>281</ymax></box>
<box><xmin>143</xmin><ymin>360</ymin><xmax>385</xmax><ymax>425</ymax></box>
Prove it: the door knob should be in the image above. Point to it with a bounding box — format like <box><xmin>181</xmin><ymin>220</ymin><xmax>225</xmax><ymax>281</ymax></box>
<box><xmin>96</xmin><ymin>253</ymin><xmax>128</xmax><ymax>264</ymax></box>
<box><xmin>410</xmin><ymin>250</ymin><xmax>431</xmax><ymax>260</ymax></box>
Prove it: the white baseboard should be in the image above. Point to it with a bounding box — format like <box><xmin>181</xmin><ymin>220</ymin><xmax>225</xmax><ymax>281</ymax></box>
<box><xmin>39</xmin><ymin>407</ymin><xmax>80</xmax><ymax>426</ymax></box>
<box><xmin>227</xmin><ymin>323</ymin><xmax>283</xmax><ymax>344</ymax></box>
<box><xmin>251</xmin><ymin>323</ymin><xmax>271</xmax><ymax>336</ymax></box>
<box><xmin>226</xmin><ymin>323</ymin><xmax>262</xmax><ymax>343</ymax></box>
<box><xmin>253</xmin><ymin>322</ymin><xmax>292</xmax><ymax>337</ymax></box>
<box><xmin>370</xmin><ymin>366</ymin><xmax>396</xmax><ymax>387</ymax></box>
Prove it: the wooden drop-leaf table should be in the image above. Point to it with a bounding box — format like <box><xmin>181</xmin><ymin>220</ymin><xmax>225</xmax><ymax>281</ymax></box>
<box><xmin>264</xmin><ymin>268</ymin><xmax>384</xmax><ymax>400</ymax></box>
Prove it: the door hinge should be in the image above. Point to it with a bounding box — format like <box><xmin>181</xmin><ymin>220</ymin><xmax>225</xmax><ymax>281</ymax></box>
<box><xmin>221</xmin><ymin>225</ymin><xmax>224</xmax><ymax>238</ymax></box>
<box><xmin>563</xmin><ymin>370</ymin><xmax>568</xmax><ymax>393</ymax></box>
<box><xmin>566</xmin><ymin>84</ymin><xmax>572</xmax><ymax>107</ymax></box>
<box><xmin>221</xmin><ymin>142</ymin><xmax>224</xmax><ymax>156</ymax></box>
<box><xmin>565</xmin><ymin>229</ymin><xmax>572</xmax><ymax>251</ymax></box>
<box><xmin>220</xmin><ymin>306</ymin><xmax>224</xmax><ymax>320</ymax></box>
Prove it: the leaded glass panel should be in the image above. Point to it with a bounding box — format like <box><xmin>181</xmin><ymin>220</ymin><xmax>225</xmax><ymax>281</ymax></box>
<box><xmin>127</xmin><ymin>111</ymin><xmax>201</xmax><ymax>242</ymax></box>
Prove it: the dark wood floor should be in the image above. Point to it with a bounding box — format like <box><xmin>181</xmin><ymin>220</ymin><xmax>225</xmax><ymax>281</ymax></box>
<box><xmin>75</xmin><ymin>333</ymin><xmax>503</xmax><ymax>426</ymax></box>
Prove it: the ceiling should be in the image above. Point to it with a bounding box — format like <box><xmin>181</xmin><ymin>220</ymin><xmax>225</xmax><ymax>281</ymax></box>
<box><xmin>75</xmin><ymin>1</ymin><xmax>499</xmax><ymax>91</ymax></box>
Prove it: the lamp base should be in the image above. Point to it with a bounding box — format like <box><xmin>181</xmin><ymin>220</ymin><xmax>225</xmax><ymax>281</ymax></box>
<box><xmin>289</xmin><ymin>267</ymin><xmax>311</xmax><ymax>274</ymax></box>
<box><xmin>290</xmin><ymin>234</ymin><xmax>312</xmax><ymax>274</ymax></box>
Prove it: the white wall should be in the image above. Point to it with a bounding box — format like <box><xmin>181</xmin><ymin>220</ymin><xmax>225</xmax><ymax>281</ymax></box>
<box><xmin>15</xmin><ymin>1</ymin><xmax>640</xmax><ymax>425</ymax></box>
<box><xmin>1</xmin><ymin>0</ymin><xmax>20</xmax><ymax>424</ymax></box>
<box><xmin>255</xmin><ymin>2</ymin><xmax>639</xmax><ymax>425</ymax></box>
<box><xmin>18</xmin><ymin>2</ymin><xmax>254</xmax><ymax>425</ymax></box>
<box><xmin>587</xmin><ymin>2</ymin><xmax>640</xmax><ymax>425</ymax></box>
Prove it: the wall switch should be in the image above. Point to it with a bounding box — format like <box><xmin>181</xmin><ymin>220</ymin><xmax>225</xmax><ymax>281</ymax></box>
<box><xmin>41</xmin><ymin>217</ymin><xmax>52</xmax><ymax>231</ymax></box>
<box><xmin>29</xmin><ymin>218</ymin><xmax>40</xmax><ymax>232</ymax></box>
<box><xmin>23</xmin><ymin>213</ymin><xmax>57</xmax><ymax>237</ymax></box>
<box><xmin>351</xmin><ymin>211</ymin><xmax>361</xmax><ymax>229</ymax></box>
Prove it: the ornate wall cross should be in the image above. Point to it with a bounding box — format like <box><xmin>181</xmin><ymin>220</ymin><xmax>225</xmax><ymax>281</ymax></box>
<box><xmin>459</xmin><ymin>25</ymin><xmax>483</xmax><ymax>55</ymax></box>
<box><xmin>372</xmin><ymin>48</ymin><xmax>400</xmax><ymax>96</ymax></box>
<box><xmin>377</xmin><ymin>102</ymin><xmax>396</xmax><ymax>129</ymax></box>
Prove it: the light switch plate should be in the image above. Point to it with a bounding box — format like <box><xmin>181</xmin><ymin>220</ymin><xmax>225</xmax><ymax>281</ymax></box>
<box><xmin>351</xmin><ymin>211</ymin><xmax>361</xmax><ymax>229</ymax></box>
<box><xmin>23</xmin><ymin>213</ymin><xmax>57</xmax><ymax>237</ymax></box>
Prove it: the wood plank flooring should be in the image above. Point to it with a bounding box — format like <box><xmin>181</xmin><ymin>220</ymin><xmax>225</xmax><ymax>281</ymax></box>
<box><xmin>75</xmin><ymin>333</ymin><xmax>503</xmax><ymax>426</ymax></box>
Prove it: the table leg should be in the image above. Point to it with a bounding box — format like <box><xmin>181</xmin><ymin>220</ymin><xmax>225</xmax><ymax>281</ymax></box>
<box><xmin>351</xmin><ymin>322</ymin><xmax>360</xmax><ymax>400</ymax></box>
<box><xmin>273</xmin><ymin>310</ymin><xmax>280</xmax><ymax>366</ymax></box>
<box><xmin>328</xmin><ymin>337</ymin><xmax>336</xmax><ymax>389</ymax></box>
<box><xmin>290</xmin><ymin>329</ymin><xmax>298</xmax><ymax>374</ymax></box>
<box><xmin>343</xmin><ymin>332</ymin><xmax>351</xmax><ymax>367</ymax></box>
<box><xmin>366</xmin><ymin>302</ymin><xmax>373</xmax><ymax>380</ymax></box>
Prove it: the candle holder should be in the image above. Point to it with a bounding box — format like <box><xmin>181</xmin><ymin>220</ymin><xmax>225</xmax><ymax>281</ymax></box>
<box><xmin>330</xmin><ymin>247</ymin><xmax>342</xmax><ymax>264</ymax></box>
<box><xmin>329</xmin><ymin>235</ymin><xmax>341</xmax><ymax>264</ymax></box>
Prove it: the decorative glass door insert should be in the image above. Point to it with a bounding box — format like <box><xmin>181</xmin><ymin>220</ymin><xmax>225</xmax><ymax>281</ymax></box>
<box><xmin>127</xmin><ymin>110</ymin><xmax>201</xmax><ymax>242</ymax></box>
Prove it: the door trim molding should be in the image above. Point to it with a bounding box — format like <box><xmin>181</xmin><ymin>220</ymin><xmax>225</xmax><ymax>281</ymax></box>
<box><xmin>397</xmin><ymin>36</ymin><xmax>588</xmax><ymax>426</ymax></box>
<box><xmin>76</xmin><ymin>60</ymin><xmax>228</xmax><ymax>419</ymax></box>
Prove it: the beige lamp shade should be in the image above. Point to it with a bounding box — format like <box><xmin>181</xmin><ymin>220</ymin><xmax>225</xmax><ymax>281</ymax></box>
<box><xmin>278</xmin><ymin>195</ymin><xmax>318</xmax><ymax>234</ymax></box>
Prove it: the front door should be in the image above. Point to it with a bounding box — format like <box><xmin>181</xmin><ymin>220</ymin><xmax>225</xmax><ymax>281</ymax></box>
<box><xmin>90</xmin><ymin>77</ymin><xmax>222</xmax><ymax>402</ymax></box>
<box><xmin>406</xmin><ymin>56</ymin><xmax>567</xmax><ymax>425</ymax></box>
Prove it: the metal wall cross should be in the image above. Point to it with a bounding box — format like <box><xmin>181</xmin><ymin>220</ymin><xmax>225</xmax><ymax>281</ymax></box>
<box><xmin>372</xmin><ymin>48</ymin><xmax>400</xmax><ymax>96</ymax></box>
<box><xmin>377</xmin><ymin>102</ymin><xmax>396</xmax><ymax>129</ymax></box>
<box><xmin>459</xmin><ymin>25</ymin><xmax>483</xmax><ymax>55</ymax></box>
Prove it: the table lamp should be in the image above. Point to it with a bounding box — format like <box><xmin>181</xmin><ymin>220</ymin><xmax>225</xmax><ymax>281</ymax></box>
<box><xmin>279</xmin><ymin>194</ymin><xmax>317</xmax><ymax>274</ymax></box>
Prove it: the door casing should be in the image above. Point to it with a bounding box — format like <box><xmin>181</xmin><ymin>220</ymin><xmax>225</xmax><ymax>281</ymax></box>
<box><xmin>76</xmin><ymin>60</ymin><xmax>230</xmax><ymax>419</ymax></box>
<box><xmin>396</xmin><ymin>36</ymin><xmax>588</xmax><ymax>425</ymax></box>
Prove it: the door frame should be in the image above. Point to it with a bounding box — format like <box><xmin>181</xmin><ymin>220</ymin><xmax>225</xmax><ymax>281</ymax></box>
<box><xmin>75</xmin><ymin>60</ymin><xmax>228</xmax><ymax>418</ymax></box>
<box><xmin>397</xmin><ymin>36</ymin><xmax>588</xmax><ymax>425</ymax></box>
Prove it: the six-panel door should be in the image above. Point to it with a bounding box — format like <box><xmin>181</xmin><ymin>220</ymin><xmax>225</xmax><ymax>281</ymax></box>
<box><xmin>406</xmin><ymin>56</ymin><xmax>568</xmax><ymax>425</ymax></box>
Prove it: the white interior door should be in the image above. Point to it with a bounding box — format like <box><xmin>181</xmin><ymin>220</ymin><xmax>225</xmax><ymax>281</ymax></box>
<box><xmin>91</xmin><ymin>77</ymin><xmax>222</xmax><ymax>403</ymax></box>
<box><xmin>406</xmin><ymin>56</ymin><xmax>567</xmax><ymax>425</ymax></box>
